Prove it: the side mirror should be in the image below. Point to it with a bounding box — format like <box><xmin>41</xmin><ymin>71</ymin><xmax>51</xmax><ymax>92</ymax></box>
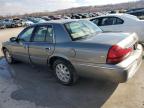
<box><xmin>10</xmin><ymin>37</ymin><xmax>17</xmax><ymax>42</ymax></box>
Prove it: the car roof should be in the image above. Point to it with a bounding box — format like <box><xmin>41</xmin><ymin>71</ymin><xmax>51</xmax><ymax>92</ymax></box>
<box><xmin>32</xmin><ymin>19</ymin><xmax>83</xmax><ymax>26</ymax></box>
<box><xmin>90</xmin><ymin>13</ymin><xmax>136</xmax><ymax>19</ymax></box>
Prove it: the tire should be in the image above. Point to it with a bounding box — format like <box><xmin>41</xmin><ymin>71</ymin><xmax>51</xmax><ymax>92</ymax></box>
<box><xmin>53</xmin><ymin>59</ymin><xmax>78</xmax><ymax>85</ymax></box>
<box><xmin>4</xmin><ymin>49</ymin><xmax>14</xmax><ymax>64</ymax></box>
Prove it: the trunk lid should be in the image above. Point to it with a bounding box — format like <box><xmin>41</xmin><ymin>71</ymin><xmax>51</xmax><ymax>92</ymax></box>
<box><xmin>75</xmin><ymin>32</ymin><xmax>138</xmax><ymax>64</ymax></box>
<box><xmin>78</xmin><ymin>32</ymin><xmax>138</xmax><ymax>48</ymax></box>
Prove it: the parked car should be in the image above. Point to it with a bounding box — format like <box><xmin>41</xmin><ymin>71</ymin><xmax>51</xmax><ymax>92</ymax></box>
<box><xmin>0</xmin><ymin>20</ymin><xmax>6</xmax><ymax>29</ymax></box>
<box><xmin>48</xmin><ymin>15</ymin><xmax>61</xmax><ymax>20</ymax></box>
<box><xmin>12</xmin><ymin>18</ymin><xmax>22</xmax><ymax>27</ymax></box>
<box><xmin>126</xmin><ymin>8</ymin><xmax>144</xmax><ymax>17</ymax></box>
<box><xmin>3</xmin><ymin>19</ymin><xmax>13</xmax><ymax>28</ymax></box>
<box><xmin>41</xmin><ymin>16</ymin><xmax>51</xmax><ymax>21</ymax></box>
<box><xmin>62</xmin><ymin>16</ymin><xmax>71</xmax><ymax>19</ymax></box>
<box><xmin>89</xmin><ymin>13</ymin><xmax>96</xmax><ymax>17</ymax></box>
<box><xmin>22</xmin><ymin>20</ymin><xmax>34</xmax><ymax>26</ymax></box>
<box><xmin>78</xmin><ymin>13</ymin><xmax>89</xmax><ymax>18</ymax></box>
<box><xmin>2</xmin><ymin>19</ymin><xmax>143</xmax><ymax>85</ymax></box>
<box><xmin>33</xmin><ymin>18</ymin><xmax>46</xmax><ymax>23</ymax></box>
<box><xmin>28</xmin><ymin>17</ymin><xmax>46</xmax><ymax>24</ymax></box>
<box><xmin>3</xmin><ymin>19</ymin><xmax>19</xmax><ymax>28</ymax></box>
<box><xmin>90</xmin><ymin>14</ymin><xmax>144</xmax><ymax>43</ymax></box>
<box><xmin>71</xmin><ymin>14</ymin><xmax>82</xmax><ymax>19</ymax></box>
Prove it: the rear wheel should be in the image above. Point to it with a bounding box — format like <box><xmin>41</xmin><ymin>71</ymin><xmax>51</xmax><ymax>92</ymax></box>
<box><xmin>4</xmin><ymin>49</ymin><xmax>14</xmax><ymax>64</ymax></box>
<box><xmin>53</xmin><ymin>59</ymin><xmax>78</xmax><ymax>85</ymax></box>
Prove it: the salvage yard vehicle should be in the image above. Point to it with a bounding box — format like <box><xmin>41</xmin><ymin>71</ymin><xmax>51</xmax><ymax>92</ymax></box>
<box><xmin>12</xmin><ymin>18</ymin><xmax>22</xmax><ymax>27</ymax></box>
<box><xmin>2</xmin><ymin>19</ymin><xmax>143</xmax><ymax>85</ymax></box>
<box><xmin>4</xmin><ymin>19</ymin><xmax>13</xmax><ymax>28</ymax></box>
<box><xmin>90</xmin><ymin>14</ymin><xmax>144</xmax><ymax>43</ymax></box>
<box><xmin>22</xmin><ymin>19</ymin><xmax>34</xmax><ymax>26</ymax></box>
<box><xmin>28</xmin><ymin>17</ymin><xmax>47</xmax><ymax>24</ymax></box>
<box><xmin>0</xmin><ymin>20</ymin><xmax>6</xmax><ymax>29</ymax></box>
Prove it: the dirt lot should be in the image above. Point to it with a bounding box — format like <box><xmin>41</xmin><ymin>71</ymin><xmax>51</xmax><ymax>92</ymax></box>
<box><xmin>0</xmin><ymin>28</ymin><xmax>144</xmax><ymax>108</ymax></box>
<box><xmin>0</xmin><ymin>28</ymin><xmax>24</xmax><ymax>56</ymax></box>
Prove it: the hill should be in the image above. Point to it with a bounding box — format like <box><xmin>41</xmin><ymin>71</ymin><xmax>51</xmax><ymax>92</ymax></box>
<box><xmin>53</xmin><ymin>0</ymin><xmax>144</xmax><ymax>15</ymax></box>
<box><xmin>1</xmin><ymin>0</ymin><xmax>144</xmax><ymax>18</ymax></box>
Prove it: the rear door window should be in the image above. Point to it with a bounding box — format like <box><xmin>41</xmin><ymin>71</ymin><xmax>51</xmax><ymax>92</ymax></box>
<box><xmin>116</xmin><ymin>18</ymin><xmax>124</xmax><ymax>24</ymax></box>
<box><xmin>32</xmin><ymin>25</ymin><xmax>53</xmax><ymax>43</ymax></box>
<box><xmin>45</xmin><ymin>25</ymin><xmax>53</xmax><ymax>43</ymax></box>
<box><xmin>100</xmin><ymin>17</ymin><xmax>124</xmax><ymax>26</ymax></box>
<box><xmin>33</xmin><ymin>26</ymin><xmax>47</xmax><ymax>42</ymax></box>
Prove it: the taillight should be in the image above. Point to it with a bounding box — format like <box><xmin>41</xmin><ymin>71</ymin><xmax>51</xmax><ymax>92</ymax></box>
<box><xmin>107</xmin><ymin>45</ymin><xmax>132</xmax><ymax>64</ymax></box>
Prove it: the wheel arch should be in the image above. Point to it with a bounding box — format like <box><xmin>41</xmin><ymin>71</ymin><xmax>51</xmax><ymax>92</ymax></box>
<box><xmin>2</xmin><ymin>47</ymin><xmax>7</xmax><ymax>53</ymax></box>
<box><xmin>48</xmin><ymin>55</ymin><xmax>72</xmax><ymax>70</ymax></box>
<box><xmin>2</xmin><ymin>47</ymin><xmax>13</xmax><ymax>56</ymax></box>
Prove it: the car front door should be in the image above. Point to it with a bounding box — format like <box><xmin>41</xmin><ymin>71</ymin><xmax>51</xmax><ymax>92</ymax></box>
<box><xmin>11</xmin><ymin>26</ymin><xmax>35</xmax><ymax>63</ymax></box>
<box><xmin>28</xmin><ymin>25</ymin><xmax>55</xmax><ymax>65</ymax></box>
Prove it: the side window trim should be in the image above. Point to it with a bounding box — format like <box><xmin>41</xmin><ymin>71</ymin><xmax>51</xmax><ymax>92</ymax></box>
<box><xmin>46</xmin><ymin>25</ymin><xmax>54</xmax><ymax>43</ymax></box>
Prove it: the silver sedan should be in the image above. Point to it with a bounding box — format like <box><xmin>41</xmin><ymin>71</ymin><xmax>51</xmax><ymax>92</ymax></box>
<box><xmin>2</xmin><ymin>19</ymin><xmax>143</xmax><ymax>85</ymax></box>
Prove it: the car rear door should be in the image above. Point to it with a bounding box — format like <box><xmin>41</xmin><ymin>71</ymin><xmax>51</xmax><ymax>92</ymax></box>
<box><xmin>28</xmin><ymin>25</ymin><xmax>55</xmax><ymax>65</ymax></box>
<box><xmin>11</xmin><ymin>26</ymin><xmax>35</xmax><ymax>63</ymax></box>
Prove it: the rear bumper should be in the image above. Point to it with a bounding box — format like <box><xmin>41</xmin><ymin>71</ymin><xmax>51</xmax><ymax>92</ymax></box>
<box><xmin>73</xmin><ymin>44</ymin><xmax>143</xmax><ymax>83</ymax></box>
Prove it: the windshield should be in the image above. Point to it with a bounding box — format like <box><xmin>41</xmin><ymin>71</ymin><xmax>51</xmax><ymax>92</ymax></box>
<box><xmin>65</xmin><ymin>20</ymin><xmax>102</xmax><ymax>40</ymax></box>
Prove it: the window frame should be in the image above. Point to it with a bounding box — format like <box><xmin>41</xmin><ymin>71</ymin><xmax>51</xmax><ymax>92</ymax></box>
<box><xmin>17</xmin><ymin>26</ymin><xmax>35</xmax><ymax>42</ymax></box>
<box><xmin>98</xmin><ymin>16</ymin><xmax>124</xmax><ymax>26</ymax></box>
<box><xmin>90</xmin><ymin>18</ymin><xmax>102</xmax><ymax>26</ymax></box>
<box><xmin>31</xmin><ymin>25</ymin><xmax>54</xmax><ymax>43</ymax></box>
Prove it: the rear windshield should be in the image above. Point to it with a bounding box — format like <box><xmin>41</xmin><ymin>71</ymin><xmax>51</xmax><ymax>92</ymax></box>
<box><xmin>126</xmin><ymin>14</ymin><xmax>140</xmax><ymax>20</ymax></box>
<box><xmin>65</xmin><ymin>20</ymin><xmax>102</xmax><ymax>40</ymax></box>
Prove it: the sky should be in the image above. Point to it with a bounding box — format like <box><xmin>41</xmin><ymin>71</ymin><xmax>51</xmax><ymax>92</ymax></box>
<box><xmin>0</xmin><ymin>0</ymin><xmax>139</xmax><ymax>16</ymax></box>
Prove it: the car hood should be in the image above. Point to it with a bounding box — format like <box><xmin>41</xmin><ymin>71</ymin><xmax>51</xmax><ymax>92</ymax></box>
<box><xmin>77</xmin><ymin>32</ymin><xmax>137</xmax><ymax>47</ymax></box>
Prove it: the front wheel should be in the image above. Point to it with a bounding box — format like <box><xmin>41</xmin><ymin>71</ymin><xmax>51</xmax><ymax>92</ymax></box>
<box><xmin>53</xmin><ymin>59</ymin><xmax>78</xmax><ymax>85</ymax></box>
<box><xmin>4</xmin><ymin>49</ymin><xmax>14</xmax><ymax>64</ymax></box>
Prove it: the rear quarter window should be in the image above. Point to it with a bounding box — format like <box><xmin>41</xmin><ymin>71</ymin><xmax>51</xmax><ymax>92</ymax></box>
<box><xmin>115</xmin><ymin>17</ymin><xmax>124</xmax><ymax>24</ymax></box>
